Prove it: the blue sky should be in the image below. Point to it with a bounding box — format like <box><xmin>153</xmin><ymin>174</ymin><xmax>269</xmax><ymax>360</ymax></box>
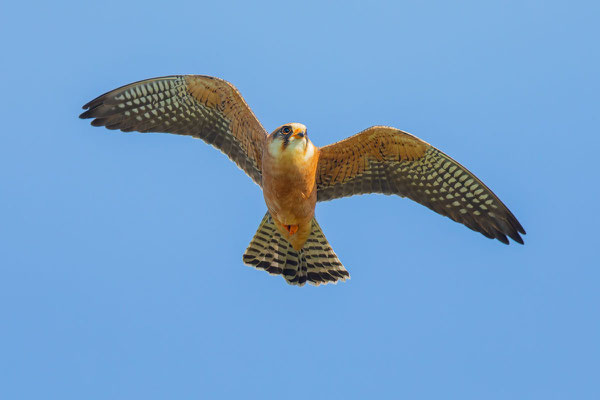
<box><xmin>1</xmin><ymin>0</ymin><xmax>599</xmax><ymax>398</ymax></box>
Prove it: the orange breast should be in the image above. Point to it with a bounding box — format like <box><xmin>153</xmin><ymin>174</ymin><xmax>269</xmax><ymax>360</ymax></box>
<box><xmin>261</xmin><ymin>140</ymin><xmax>319</xmax><ymax>249</ymax></box>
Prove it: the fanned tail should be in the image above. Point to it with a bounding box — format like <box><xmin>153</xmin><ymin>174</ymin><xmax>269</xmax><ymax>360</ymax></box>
<box><xmin>243</xmin><ymin>212</ymin><xmax>349</xmax><ymax>286</ymax></box>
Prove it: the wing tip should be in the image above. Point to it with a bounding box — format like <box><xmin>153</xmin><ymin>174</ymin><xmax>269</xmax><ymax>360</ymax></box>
<box><xmin>80</xmin><ymin>96</ymin><xmax>105</xmax><ymax>119</ymax></box>
<box><xmin>79</xmin><ymin>108</ymin><xmax>93</xmax><ymax>119</ymax></box>
<box><xmin>496</xmin><ymin>227</ymin><xmax>525</xmax><ymax>245</ymax></box>
<box><xmin>507</xmin><ymin>216</ymin><xmax>526</xmax><ymax>244</ymax></box>
<box><xmin>495</xmin><ymin>217</ymin><xmax>526</xmax><ymax>245</ymax></box>
<box><xmin>501</xmin><ymin>232</ymin><xmax>525</xmax><ymax>245</ymax></box>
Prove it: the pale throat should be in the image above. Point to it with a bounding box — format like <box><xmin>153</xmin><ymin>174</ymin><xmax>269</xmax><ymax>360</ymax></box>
<box><xmin>267</xmin><ymin>138</ymin><xmax>315</xmax><ymax>166</ymax></box>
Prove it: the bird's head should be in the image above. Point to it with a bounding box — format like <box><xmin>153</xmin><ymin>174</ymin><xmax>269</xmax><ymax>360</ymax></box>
<box><xmin>267</xmin><ymin>123</ymin><xmax>310</xmax><ymax>156</ymax></box>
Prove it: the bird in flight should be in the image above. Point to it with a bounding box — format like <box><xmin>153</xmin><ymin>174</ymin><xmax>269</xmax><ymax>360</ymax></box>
<box><xmin>80</xmin><ymin>75</ymin><xmax>525</xmax><ymax>286</ymax></box>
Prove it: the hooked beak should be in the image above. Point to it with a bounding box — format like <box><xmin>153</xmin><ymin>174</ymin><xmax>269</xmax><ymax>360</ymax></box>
<box><xmin>291</xmin><ymin>127</ymin><xmax>305</xmax><ymax>139</ymax></box>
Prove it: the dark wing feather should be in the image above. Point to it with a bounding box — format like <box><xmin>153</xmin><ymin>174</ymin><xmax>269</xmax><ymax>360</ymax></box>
<box><xmin>80</xmin><ymin>75</ymin><xmax>267</xmax><ymax>185</ymax></box>
<box><xmin>317</xmin><ymin>126</ymin><xmax>525</xmax><ymax>244</ymax></box>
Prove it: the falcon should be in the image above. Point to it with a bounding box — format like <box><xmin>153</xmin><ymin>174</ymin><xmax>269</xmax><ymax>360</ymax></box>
<box><xmin>80</xmin><ymin>75</ymin><xmax>525</xmax><ymax>286</ymax></box>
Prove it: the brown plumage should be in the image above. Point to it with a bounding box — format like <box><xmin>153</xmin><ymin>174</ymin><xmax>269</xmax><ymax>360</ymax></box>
<box><xmin>80</xmin><ymin>75</ymin><xmax>266</xmax><ymax>185</ymax></box>
<box><xmin>317</xmin><ymin>126</ymin><xmax>525</xmax><ymax>244</ymax></box>
<box><xmin>80</xmin><ymin>74</ymin><xmax>526</xmax><ymax>286</ymax></box>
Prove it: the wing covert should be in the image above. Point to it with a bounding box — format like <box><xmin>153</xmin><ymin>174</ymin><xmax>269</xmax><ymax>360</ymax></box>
<box><xmin>316</xmin><ymin>126</ymin><xmax>525</xmax><ymax>244</ymax></box>
<box><xmin>80</xmin><ymin>75</ymin><xmax>267</xmax><ymax>185</ymax></box>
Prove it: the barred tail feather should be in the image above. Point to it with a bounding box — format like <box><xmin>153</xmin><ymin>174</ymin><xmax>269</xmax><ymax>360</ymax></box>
<box><xmin>243</xmin><ymin>212</ymin><xmax>349</xmax><ymax>287</ymax></box>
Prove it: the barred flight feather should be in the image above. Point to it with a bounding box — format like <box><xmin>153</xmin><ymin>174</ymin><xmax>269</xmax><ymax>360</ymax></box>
<box><xmin>317</xmin><ymin>126</ymin><xmax>525</xmax><ymax>244</ymax></box>
<box><xmin>80</xmin><ymin>75</ymin><xmax>267</xmax><ymax>186</ymax></box>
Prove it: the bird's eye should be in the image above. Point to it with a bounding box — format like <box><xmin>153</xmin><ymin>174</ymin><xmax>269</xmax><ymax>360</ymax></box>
<box><xmin>282</xmin><ymin>127</ymin><xmax>291</xmax><ymax>134</ymax></box>
<box><xmin>296</xmin><ymin>132</ymin><xmax>304</xmax><ymax>138</ymax></box>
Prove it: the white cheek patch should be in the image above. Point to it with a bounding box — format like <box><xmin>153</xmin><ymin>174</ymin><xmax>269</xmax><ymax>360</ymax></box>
<box><xmin>268</xmin><ymin>140</ymin><xmax>284</xmax><ymax>158</ymax></box>
<box><xmin>303</xmin><ymin>141</ymin><xmax>315</xmax><ymax>161</ymax></box>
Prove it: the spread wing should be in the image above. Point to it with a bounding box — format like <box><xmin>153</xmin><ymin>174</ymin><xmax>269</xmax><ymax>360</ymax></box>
<box><xmin>316</xmin><ymin>126</ymin><xmax>525</xmax><ymax>244</ymax></box>
<box><xmin>80</xmin><ymin>75</ymin><xmax>267</xmax><ymax>185</ymax></box>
